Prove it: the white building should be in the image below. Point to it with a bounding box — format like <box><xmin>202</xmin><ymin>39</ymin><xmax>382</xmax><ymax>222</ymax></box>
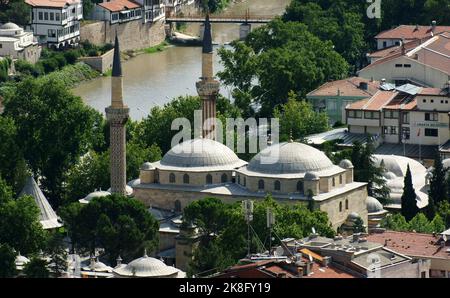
<box><xmin>134</xmin><ymin>0</ymin><xmax>165</xmax><ymax>23</ymax></box>
<box><xmin>25</xmin><ymin>0</ymin><xmax>83</xmax><ymax>48</ymax></box>
<box><xmin>0</xmin><ymin>22</ymin><xmax>41</xmax><ymax>63</ymax></box>
<box><xmin>90</xmin><ymin>0</ymin><xmax>143</xmax><ymax>24</ymax></box>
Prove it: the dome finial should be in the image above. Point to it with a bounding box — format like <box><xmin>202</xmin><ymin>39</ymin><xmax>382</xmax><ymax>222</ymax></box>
<box><xmin>289</xmin><ymin>130</ymin><xmax>293</xmax><ymax>143</ymax></box>
<box><xmin>143</xmin><ymin>249</ymin><xmax>148</xmax><ymax>257</ymax></box>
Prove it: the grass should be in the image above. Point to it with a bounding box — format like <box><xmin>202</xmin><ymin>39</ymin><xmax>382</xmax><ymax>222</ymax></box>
<box><xmin>143</xmin><ymin>41</ymin><xmax>169</xmax><ymax>54</ymax></box>
<box><xmin>38</xmin><ymin>62</ymin><xmax>100</xmax><ymax>88</ymax></box>
<box><xmin>103</xmin><ymin>69</ymin><xmax>113</xmax><ymax>77</ymax></box>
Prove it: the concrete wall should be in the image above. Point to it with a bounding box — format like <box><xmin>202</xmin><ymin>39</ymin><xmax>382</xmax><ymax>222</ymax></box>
<box><xmin>80</xmin><ymin>18</ymin><xmax>166</xmax><ymax>51</ymax></box>
<box><xmin>78</xmin><ymin>48</ymin><xmax>114</xmax><ymax>73</ymax></box>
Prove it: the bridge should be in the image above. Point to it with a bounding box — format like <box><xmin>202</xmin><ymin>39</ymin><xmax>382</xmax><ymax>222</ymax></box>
<box><xmin>165</xmin><ymin>14</ymin><xmax>274</xmax><ymax>24</ymax></box>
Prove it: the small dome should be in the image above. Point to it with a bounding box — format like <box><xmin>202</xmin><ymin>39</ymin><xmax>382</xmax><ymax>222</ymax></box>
<box><xmin>83</xmin><ymin>260</ymin><xmax>113</xmax><ymax>272</ymax></box>
<box><xmin>140</xmin><ymin>162</ymin><xmax>154</xmax><ymax>170</ymax></box>
<box><xmin>113</xmin><ymin>253</ymin><xmax>180</xmax><ymax>277</ymax></box>
<box><xmin>348</xmin><ymin>212</ymin><xmax>361</xmax><ymax>220</ymax></box>
<box><xmin>247</xmin><ymin>142</ymin><xmax>334</xmax><ymax>175</ymax></box>
<box><xmin>161</xmin><ymin>138</ymin><xmax>244</xmax><ymax>169</ymax></box>
<box><xmin>107</xmin><ymin>185</ymin><xmax>133</xmax><ymax>196</ymax></box>
<box><xmin>79</xmin><ymin>190</ymin><xmax>111</xmax><ymax>204</ymax></box>
<box><xmin>366</xmin><ymin>196</ymin><xmax>384</xmax><ymax>213</ymax></box>
<box><xmin>339</xmin><ymin>159</ymin><xmax>353</xmax><ymax>169</ymax></box>
<box><xmin>15</xmin><ymin>254</ymin><xmax>30</xmax><ymax>266</ymax></box>
<box><xmin>304</xmin><ymin>171</ymin><xmax>320</xmax><ymax>181</ymax></box>
<box><xmin>128</xmin><ymin>178</ymin><xmax>141</xmax><ymax>187</ymax></box>
<box><xmin>384</xmin><ymin>171</ymin><xmax>397</xmax><ymax>180</ymax></box>
<box><xmin>0</xmin><ymin>22</ymin><xmax>20</xmax><ymax>30</ymax></box>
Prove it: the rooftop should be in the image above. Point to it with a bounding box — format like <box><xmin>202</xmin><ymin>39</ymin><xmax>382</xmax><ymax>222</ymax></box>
<box><xmin>367</xmin><ymin>230</ymin><xmax>450</xmax><ymax>260</ymax></box>
<box><xmin>98</xmin><ymin>0</ymin><xmax>140</xmax><ymax>12</ymax></box>
<box><xmin>25</xmin><ymin>0</ymin><xmax>80</xmax><ymax>8</ymax></box>
<box><xmin>307</xmin><ymin>77</ymin><xmax>380</xmax><ymax>98</ymax></box>
<box><xmin>375</xmin><ymin>24</ymin><xmax>450</xmax><ymax>40</ymax></box>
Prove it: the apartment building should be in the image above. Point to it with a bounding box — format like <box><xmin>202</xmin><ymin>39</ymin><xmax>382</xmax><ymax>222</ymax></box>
<box><xmin>25</xmin><ymin>0</ymin><xmax>83</xmax><ymax>48</ymax></box>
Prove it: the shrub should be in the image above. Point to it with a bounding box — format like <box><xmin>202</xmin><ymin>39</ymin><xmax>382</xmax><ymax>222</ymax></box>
<box><xmin>39</xmin><ymin>59</ymin><xmax>59</xmax><ymax>73</ymax></box>
<box><xmin>64</xmin><ymin>50</ymin><xmax>81</xmax><ymax>64</ymax></box>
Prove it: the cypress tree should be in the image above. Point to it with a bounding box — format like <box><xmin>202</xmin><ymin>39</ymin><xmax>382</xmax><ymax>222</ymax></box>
<box><xmin>401</xmin><ymin>164</ymin><xmax>419</xmax><ymax>221</ymax></box>
<box><xmin>429</xmin><ymin>152</ymin><xmax>447</xmax><ymax>205</ymax></box>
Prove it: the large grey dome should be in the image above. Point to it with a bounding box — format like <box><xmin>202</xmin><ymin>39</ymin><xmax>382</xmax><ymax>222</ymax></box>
<box><xmin>161</xmin><ymin>138</ymin><xmax>244</xmax><ymax>168</ymax></box>
<box><xmin>113</xmin><ymin>253</ymin><xmax>181</xmax><ymax>277</ymax></box>
<box><xmin>247</xmin><ymin>142</ymin><xmax>334</xmax><ymax>174</ymax></box>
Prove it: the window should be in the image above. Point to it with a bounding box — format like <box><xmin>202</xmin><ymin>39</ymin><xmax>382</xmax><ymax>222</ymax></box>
<box><xmin>339</xmin><ymin>202</ymin><xmax>343</xmax><ymax>212</ymax></box>
<box><xmin>183</xmin><ymin>174</ymin><xmax>189</xmax><ymax>184</ymax></box>
<box><xmin>395</xmin><ymin>64</ymin><xmax>403</xmax><ymax>68</ymax></box>
<box><xmin>402</xmin><ymin>112</ymin><xmax>409</xmax><ymax>124</ymax></box>
<box><xmin>258</xmin><ymin>179</ymin><xmax>265</xmax><ymax>190</ymax></box>
<box><xmin>174</xmin><ymin>200</ymin><xmax>181</xmax><ymax>212</ymax></box>
<box><xmin>383</xmin><ymin>41</ymin><xmax>387</xmax><ymax>48</ymax></box>
<box><xmin>274</xmin><ymin>180</ymin><xmax>281</xmax><ymax>191</ymax></box>
<box><xmin>345</xmin><ymin>199</ymin><xmax>349</xmax><ymax>210</ymax></box>
<box><xmin>243</xmin><ymin>177</ymin><xmax>246</xmax><ymax>187</ymax></box>
<box><xmin>332</xmin><ymin>177</ymin><xmax>336</xmax><ymax>187</ymax></box>
<box><xmin>112</xmin><ymin>13</ymin><xmax>119</xmax><ymax>21</ymax></box>
<box><xmin>425</xmin><ymin>128</ymin><xmax>438</xmax><ymax>137</ymax></box>
<box><xmin>206</xmin><ymin>174</ymin><xmax>212</xmax><ymax>185</ymax></box>
<box><xmin>431</xmin><ymin>99</ymin><xmax>434</xmax><ymax>103</ymax></box>
<box><xmin>403</xmin><ymin>64</ymin><xmax>411</xmax><ymax>68</ymax></box>
<box><xmin>0</xmin><ymin>44</ymin><xmax>2</xmax><ymax>49</ymax></box>
<box><xmin>364</xmin><ymin>111</ymin><xmax>380</xmax><ymax>119</ymax></box>
<box><xmin>425</xmin><ymin>112</ymin><xmax>438</xmax><ymax>121</ymax></box>
<box><xmin>339</xmin><ymin>175</ymin><xmax>343</xmax><ymax>184</ymax></box>
<box><xmin>50</xmin><ymin>12</ymin><xmax>54</xmax><ymax>21</ymax></box>
<box><xmin>56</xmin><ymin>12</ymin><xmax>60</xmax><ymax>21</ymax></box>
<box><xmin>423</xmin><ymin>99</ymin><xmax>426</xmax><ymax>103</ymax></box>
<box><xmin>348</xmin><ymin>110</ymin><xmax>362</xmax><ymax>118</ymax></box>
<box><xmin>44</xmin><ymin>12</ymin><xmax>49</xmax><ymax>20</ymax></box>
<box><xmin>221</xmin><ymin>173</ymin><xmax>227</xmax><ymax>183</ymax></box>
<box><xmin>390</xmin><ymin>126</ymin><xmax>397</xmax><ymax>135</ymax></box>
<box><xmin>402</xmin><ymin>127</ymin><xmax>410</xmax><ymax>140</ymax></box>
<box><xmin>237</xmin><ymin>175</ymin><xmax>241</xmax><ymax>185</ymax></box>
<box><xmin>39</xmin><ymin>12</ymin><xmax>43</xmax><ymax>20</ymax></box>
<box><xmin>48</xmin><ymin>29</ymin><xmax>56</xmax><ymax>38</ymax></box>
<box><xmin>384</xmin><ymin>110</ymin><xmax>399</xmax><ymax>119</ymax></box>
<box><xmin>297</xmin><ymin>181</ymin><xmax>304</xmax><ymax>193</ymax></box>
<box><xmin>169</xmin><ymin>173</ymin><xmax>176</xmax><ymax>183</ymax></box>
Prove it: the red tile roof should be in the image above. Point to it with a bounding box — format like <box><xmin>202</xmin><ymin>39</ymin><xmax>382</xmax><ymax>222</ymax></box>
<box><xmin>303</xmin><ymin>262</ymin><xmax>355</xmax><ymax>279</ymax></box>
<box><xmin>367</xmin><ymin>231</ymin><xmax>450</xmax><ymax>260</ymax></box>
<box><xmin>25</xmin><ymin>0</ymin><xmax>79</xmax><ymax>7</ymax></box>
<box><xmin>99</xmin><ymin>0</ymin><xmax>140</xmax><ymax>12</ymax></box>
<box><xmin>375</xmin><ymin>25</ymin><xmax>450</xmax><ymax>40</ymax></box>
<box><xmin>418</xmin><ymin>87</ymin><xmax>449</xmax><ymax>96</ymax></box>
<box><xmin>347</xmin><ymin>90</ymin><xmax>398</xmax><ymax>111</ymax></box>
<box><xmin>307</xmin><ymin>77</ymin><xmax>380</xmax><ymax>98</ymax></box>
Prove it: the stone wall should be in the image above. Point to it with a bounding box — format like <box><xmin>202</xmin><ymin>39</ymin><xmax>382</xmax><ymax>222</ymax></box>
<box><xmin>80</xmin><ymin>19</ymin><xmax>166</xmax><ymax>51</ymax></box>
<box><xmin>78</xmin><ymin>48</ymin><xmax>114</xmax><ymax>73</ymax></box>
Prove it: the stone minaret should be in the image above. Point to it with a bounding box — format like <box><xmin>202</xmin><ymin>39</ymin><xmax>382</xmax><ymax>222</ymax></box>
<box><xmin>105</xmin><ymin>35</ymin><xmax>129</xmax><ymax>195</ymax></box>
<box><xmin>196</xmin><ymin>14</ymin><xmax>220</xmax><ymax>140</ymax></box>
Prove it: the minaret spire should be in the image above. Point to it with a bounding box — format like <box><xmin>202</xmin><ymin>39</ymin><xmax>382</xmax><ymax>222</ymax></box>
<box><xmin>197</xmin><ymin>13</ymin><xmax>220</xmax><ymax>140</ymax></box>
<box><xmin>106</xmin><ymin>34</ymin><xmax>129</xmax><ymax>195</ymax></box>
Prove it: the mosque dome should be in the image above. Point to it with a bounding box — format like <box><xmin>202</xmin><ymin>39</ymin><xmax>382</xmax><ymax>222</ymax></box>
<box><xmin>160</xmin><ymin>138</ymin><xmax>245</xmax><ymax>169</ymax></box>
<box><xmin>140</xmin><ymin>162</ymin><xmax>154</xmax><ymax>170</ymax></box>
<box><xmin>304</xmin><ymin>171</ymin><xmax>320</xmax><ymax>181</ymax></box>
<box><xmin>0</xmin><ymin>22</ymin><xmax>20</xmax><ymax>30</ymax></box>
<box><xmin>339</xmin><ymin>159</ymin><xmax>354</xmax><ymax>169</ymax></box>
<box><xmin>113</xmin><ymin>253</ymin><xmax>181</xmax><ymax>277</ymax></box>
<box><xmin>79</xmin><ymin>190</ymin><xmax>111</xmax><ymax>204</ymax></box>
<box><xmin>128</xmin><ymin>178</ymin><xmax>141</xmax><ymax>187</ymax></box>
<box><xmin>107</xmin><ymin>185</ymin><xmax>133</xmax><ymax>196</ymax></box>
<box><xmin>384</xmin><ymin>171</ymin><xmax>397</xmax><ymax>180</ymax></box>
<box><xmin>366</xmin><ymin>196</ymin><xmax>384</xmax><ymax>213</ymax></box>
<box><xmin>348</xmin><ymin>212</ymin><xmax>361</xmax><ymax>220</ymax></box>
<box><xmin>247</xmin><ymin>142</ymin><xmax>334</xmax><ymax>175</ymax></box>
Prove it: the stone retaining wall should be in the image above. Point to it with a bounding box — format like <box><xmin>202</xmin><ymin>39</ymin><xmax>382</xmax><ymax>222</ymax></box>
<box><xmin>78</xmin><ymin>48</ymin><xmax>114</xmax><ymax>73</ymax></box>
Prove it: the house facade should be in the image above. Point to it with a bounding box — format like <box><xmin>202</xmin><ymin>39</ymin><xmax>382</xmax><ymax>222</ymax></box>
<box><xmin>25</xmin><ymin>0</ymin><xmax>83</xmax><ymax>48</ymax></box>
<box><xmin>91</xmin><ymin>0</ymin><xmax>143</xmax><ymax>24</ymax></box>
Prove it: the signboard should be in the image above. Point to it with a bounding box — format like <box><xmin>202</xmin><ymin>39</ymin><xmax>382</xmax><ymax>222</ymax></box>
<box><xmin>414</xmin><ymin>122</ymin><xmax>448</xmax><ymax>128</ymax></box>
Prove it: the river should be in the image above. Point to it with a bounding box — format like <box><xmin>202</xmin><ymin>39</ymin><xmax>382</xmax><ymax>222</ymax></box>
<box><xmin>73</xmin><ymin>0</ymin><xmax>291</xmax><ymax>120</ymax></box>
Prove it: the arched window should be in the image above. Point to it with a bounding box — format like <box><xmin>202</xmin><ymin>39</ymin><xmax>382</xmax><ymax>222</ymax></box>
<box><xmin>174</xmin><ymin>200</ymin><xmax>181</xmax><ymax>212</ymax></box>
<box><xmin>297</xmin><ymin>181</ymin><xmax>304</xmax><ymax>193</ymax></box>
<box><xmin>332</xmin><ymin>177</ymin><xmax>336</xmax><ymax>187</ymax></box>
<box><xmin>237</xmin><ymin>175</ymin><xmax>241</xmax><ymax>185</ymax></box>
<box><xmin>345</xmin><ymin>199</ymin><xmax>349</xmax><ymax>210</ymax></box>
<box><xmin>339</xmin><ymin>201</ymin><xmax>343</xmax><ymax>212</ymax></box>
<box><xmin>221</xmin><ymin>173</ymin><xmax>227</xmax><ymax>183</ymax></box>
<box><xmin>169</xmin><ymin>173</ymin><xmax>176</xmax><ymax>183</ymax></box>
<box><xmin>340</xmin><ymin>175</ymin><xmax>343</xmax><ymax>185</ymax></box>
<box><xmin>243</xmin><ymin>177</ymin><xmax>246</xmax><ymax>187</ymax></box>
<box><xmin>183</xmin><ymin>174</ymin><xmax>189</xmax><ymax>184</ymax></box>
<box><xmin>258</xmin><ymin>179</ymin><xmax>265</xmax><ymax>190</ymax></box>
<box><xmin>206</xmin><ymin>174</ymin><xmax>213</xmax><ymax>185</ymax></box>
<box><xmin>274</xmin><ymin>180</ymin><xmax>281</xmax><ymax>191</ymax></box>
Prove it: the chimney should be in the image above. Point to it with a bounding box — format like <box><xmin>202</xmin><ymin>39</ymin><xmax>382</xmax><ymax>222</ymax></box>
<box><xmin>89</xmin><ymin>255</ymin><xmax>96</xmax><ymax>270</ymax></box>
<box><xmin>381</xmin><ymin>78</ymin><xmax>386</xmax><ymax>85</ymax></box>
<box><xmin>321</xmin><ymin>256</ymin><xmax>332</xmax><ymax>267</ymax></box>
<box><xmin>116</xmin><ymin>255</ymin><xmax>122</xmax><ymax>267</ymax></box>
<box><xmin>401</xmin><ymin>40</ymin><xmax>406</xmax><ymax>55</ymax></box>
<box><xmin>352</xmin><ymin>233</ymin><xmax>361</xmax><ymax>243</ymax></box>
<box><xmin>431</xmin><ymin>20</ymin><xmax>437</xmax><ymax>32</ymax></box>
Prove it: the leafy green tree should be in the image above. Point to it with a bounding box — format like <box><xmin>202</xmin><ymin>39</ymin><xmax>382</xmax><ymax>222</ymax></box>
<box><xmin>0</xmin><ymin>243</ymin><xmax>17</xmax><ymax>278</ymax></box>
<box><xmin>353</xmin><ymin>217</ymin><xmax>366</xmax><ymax>234</ymax></box>
<box><xmin>380</xmin><ymin>213</ymin><xmax>410</xmax><ymax>231</ymax></box>
<box><xmin>429</xmin><ymin>152</ymin><xmax>448</xmax><ymax>206</ymax></box>
<box><xmin>273</xmin><ymin>92</ymin><xmax>329</xmax><ymax>141</ymax></box>
<box><xmin>0</xmin><ymin>178</ymin><xmax>47</xmax><ymax>254</ymax></box>
<box><xmin>0</xmin><ymin>0</ymin><xmax>30</xmax><ymax>26</ymax></box>
<box><xmin>23</xmin><ymin>257</ymin><xmax>50</xmax><ymax>278</ymax></box>
<box><xmin>45</xmin><ymin>233</ymin><xmax>68</xmax><ymax>277</ymax></box>
<box><xmin>4</xmin><ymin>78</ymin><xmax>104</xmax><ymax>207</ymax></box>
<box><xmin>401</xmin><ymin>165</ymin><xmax>420</xmax><ymax>221</ymax></box>
<box><xmin>60</xmin><ymin>194</ymin><xmax>159</xmax><ymax>263</ymax></box>
<box><xmin>437</xmin><ymin>201</ymin><xmax>450</xmax><ymax>229</ymax></box>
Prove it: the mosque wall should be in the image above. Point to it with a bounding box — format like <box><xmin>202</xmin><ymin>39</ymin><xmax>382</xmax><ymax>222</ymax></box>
<box><xmin>157</xmin><ymin>170</ymin><xmax>233</xmax><ymax>186</ymax></box>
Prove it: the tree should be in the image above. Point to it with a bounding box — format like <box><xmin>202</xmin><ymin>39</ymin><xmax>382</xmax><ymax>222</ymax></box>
<box><xmin>0</xmin><ymin>177</ymin><xmax>47</xmax><ymax>255</ymax></box>
<box><xmin>23</xmin><ymin>257</ymin><xmax>50</xmax><ymax>278</ymax></box>
<box><xmin>45</xmin><ymin>233</ymin><xmax>68</xmax><ymax>277</ymax></box>
<box><xmin>60</xmin><ymin>194</ymin><xmax>159</xmax><ymax>263</ymax></box>
<box><xmin>217</xmin><ymin>19</ymin><xmax>348</xmax><ymax>117</ymax></box>
<box><xmin>0</xmin><ymin>0</ymin><xmax>30</xmax><ymax>26</ymax></box>
<box><xmin>429</xmin><ymin>152</ymin><xmax>448</xmax><ymax>206</ymax></box>
<box><xmin>273</xmin><ymin>92</ymin><xmax>329</xmax><ymax>141</ymax></box>
<box><xmin>0</xmin><ymin>243</ymin><xmax>17</xmax><ymax>278</ymax></box>
<box><xmin>437</xmin><ymin>201</ymin><xmax>450</xmax><ymax>229</ymax></box>
<box><xmin>401</xmin><ymin>165</ymin><xmax>420</xmax><ymax>221</ymax></box>
<box><xmin>380</xmin><ymin>213</ymin><xmax>410</xmax><ymax>231</ymax></box>
<box><xmin>353</xmin><ymin>217</ymin><xmax>366</xmax><ymax>234</ymax></box>
<box><xmin>4</xmin><ymin>78</ymin><xmax>104</xmax><ymax>207</ymax></box>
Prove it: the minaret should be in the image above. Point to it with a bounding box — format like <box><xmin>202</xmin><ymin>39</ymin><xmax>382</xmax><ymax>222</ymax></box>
<box><xmin>196</xmin><ymin>14</ymin><xmax>220</xmax><ymax>140</ymax></box>
<box><xmin>106</xmin><ymin>35</ymin><xmax>129</xmax><ymax>195</ymax></box>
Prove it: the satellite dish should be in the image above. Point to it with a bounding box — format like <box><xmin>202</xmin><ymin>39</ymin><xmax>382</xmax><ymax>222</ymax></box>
<box><xmin>274</xmin><ymin>247</ymin><xmax>284</xmax><ymax>257</ymax></box>
<box><xmin>312</xmin><ymin>227</ymin><xmax>316</xmax><ymax>234</ymax></box>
